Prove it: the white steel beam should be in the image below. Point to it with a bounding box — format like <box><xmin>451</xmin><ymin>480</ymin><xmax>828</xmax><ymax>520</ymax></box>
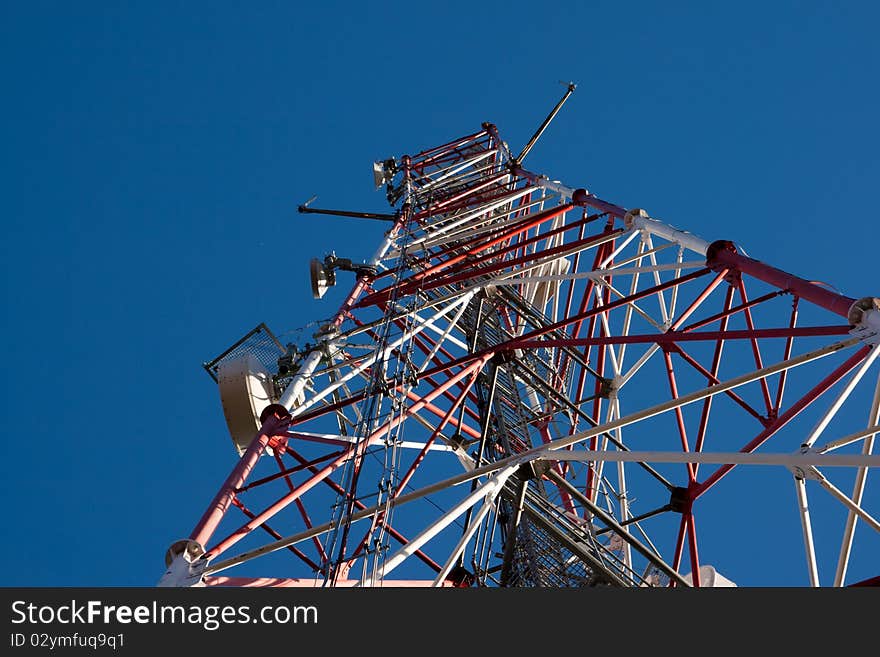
<box><xmin>416</xmin><ymin>149</ymin><xmax>498</xmax><ymax>193</ymax></box>
<box><xmin>483</xmin><ymin>260</ymin><xmax>706</xmax><ymax>289</ymax></box>
<box><xmin>205</xmin><ymin>339</ymin><xmax>861</xmax><ymax>577</ymax></box>
<box><xmin>616</xmin><ymin>266</ymin><xmax>728</xmax><ymax>390</ymax></box>
<box><xmin>802</xmin><ymin>343</ymin><xmax>880</xmax><ymax>449</ymax></box>
<box><xmin>668</xmin><ymin>247</ymin><xmax>685</xmax><ymax>319</ymax></box>
<box><xmin>818</xmin><ymin>423</ymin><xmax>880</xmax><ymax>453</ymax></box>
<box><xmin>287</xmin><ymin>431</ymin><xmax>456</xmax><ymax>452</ymax></box>
<box><xmin>625</xmin><ymin>210</ymin><xmax>711</xmax><ymax>257</ymax></box>
<box><xmin>410</xmin><ymin>192</ymin><xmax>551</xmax><ymax>252</ymax></box>
<box><xmin>417</xmin><ymin>293</ymin><xmax>473</xmax><ymax>373</ymax></box>
<box><xmin>289</xmin><ymin>291</ymin><xmax>473</xmax><ymax>416</ymax></box>
<box><xmin>794</xmin><ymin>476</ymin><xmax>820</xmax><ymax>587</ymax></box>
<box><xmin>644</xmin><ymin>234</ymin><xmax>669</xmax><ymax>326</ymax></box>
<box><xmin>538</xmin><ymin>336</ymin><xmax>861</xmax><ymax>456</ymax></box>
<box><xmin>834</xmin><ymin>370</ymin><xmax>880</xmax><ymax>585</ymax></box>
<box><xmin>403</xmin><ymin>306</ymin><xmax>470</xmax><ymax>351</ymax></box>
<box><xmin>409</xmin><ymin>187</ymin><xmax>538</xmax><ymax>248</ymax></box>
<box><xmin>598</xmin><ymin>229</ymin><xmax>641</xmax><ymax>269</ymax></box>
<box><xmin>549</xmin><ymin>450</ymin><xmax>880</xmax><ymax>468</ymax></box>
<box><xmin>279</xmin><ymin>218</ymin><xmax>403</xmax><ymax>410</ymax></box>
<box><xmin>813</xmin><ymin>469</ymin><xmax>880</xmax><ymax>534</ymax></box>
<box><xmin>431</xmin><ymin>497</ymin><xmax>495</xmax><ymax>587</ymax></box>
<box><xmin>358</xmin><ymin>463</ymin><xmax>519</xmax><ymax>584</ymax></box>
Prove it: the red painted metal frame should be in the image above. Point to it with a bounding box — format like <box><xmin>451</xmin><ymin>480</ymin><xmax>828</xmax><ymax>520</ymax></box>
<box><xmin>279</xmin><ymin>444</ymin><xmax>442</xmax><ymax>573</ymax></box>
<box><xmin>343</xmin><ymin>364</ymin><xmax>486</xmax><ymax>569</ymax></box>
<box><xmin>707</xmin><ymin>241</ymin><xmax>856</xmax><ymax>318</ymax></box>
<box><xmin>506</xmin><ymin>325</ymin><xmax>850</xmax><ymax>350</ymax></box>
<box><xmin>663</xmin><ymin>349</ymin><xmax>696</xmax><ymax>484</ymax></box>
<box><xmin>182</xmin><ymin>126</ymin><xmax>874</xmax><ymax>588</ymax></box>
<box><xmin>358</xmin><ymin>222</ymin><xmax>620</xmax><ymax>309</ymax></box>
<box><xmin>190</xmin><ymin>412</ymin><xmax>290</xmax><ymax>549</ymax></box>
<box><xmin>204</xmin><ymin>357</ymin><xmax>493</xmax><ymax>559</ymax></box>
<box><xmin>693</xmin><ymin>345</ymin><xmax>873</xmax><ymax>499</ymax></box>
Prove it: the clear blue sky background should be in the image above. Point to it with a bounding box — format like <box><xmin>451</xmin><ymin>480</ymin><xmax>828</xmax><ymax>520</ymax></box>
<box><xmin>2</xmin><ymin>2</ymin><xmax>877</xmax><ymax>586</ymax></box>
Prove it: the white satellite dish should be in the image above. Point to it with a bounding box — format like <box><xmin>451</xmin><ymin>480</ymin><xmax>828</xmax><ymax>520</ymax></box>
<box><xmin>217</xmin><ymin>353</ymin><xmax>277</xmax><ymax>455</ymax></box>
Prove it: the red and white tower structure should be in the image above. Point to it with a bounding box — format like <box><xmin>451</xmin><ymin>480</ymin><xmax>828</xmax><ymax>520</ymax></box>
<box><xmin>161</xmin><ymin>96</ymin><xmax>880</xmax><ymax>588</ymax></box>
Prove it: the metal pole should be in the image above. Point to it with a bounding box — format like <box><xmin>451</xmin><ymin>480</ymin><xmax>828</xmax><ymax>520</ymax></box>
<box><xmin>834</xmin><ymin>371</ymin><xmax>880</xmax><ymax>585</ymax></box>
<box><xmin>794</xmin><ymin>476</ymin><xmax>820</xmax><ymax>587</ymax></box>
<box><xmin>515</xmin><ymin>82</ymin><xmax>576</xmax><ymax>165</ymax></box>
<box><xmin>499</xmin><ymin>479</ymin><xmax>529</xmax><ymax>586</ymax></box>
<box><xmin>802</xmin><ymin>343</ymin><xmax>880</xmax><ymax>449</ymax></box>
<box><xmin>546</xmin><ymin>470</ymin><xmax>690</xmax><ymax>587</ymax></box>
<box><xmin>189</xmin><ymin>411</ymin><xmax>289</xmax><ymax>549</ymax></box>
<box><xmin>361</xmin><ymin>464</ymin><xmax>519</xmax><ymax>584</ymax></box>
<box><xmin>708</xmin><ymin>241</ymin><xmax>856</xmax><ymax>318</ymax></box>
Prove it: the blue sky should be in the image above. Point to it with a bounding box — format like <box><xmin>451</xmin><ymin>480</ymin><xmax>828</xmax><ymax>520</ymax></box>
<box><xmin>2</xmin><ymin>2</ymin><xmax>878</xmax><ymax>587</ymax></box>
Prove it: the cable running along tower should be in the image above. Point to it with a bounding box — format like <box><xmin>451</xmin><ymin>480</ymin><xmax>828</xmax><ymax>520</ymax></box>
<box><xmin>161</xmin><ymin>90</ymin><xmax>880</xmax><ymax>588</ymax></box>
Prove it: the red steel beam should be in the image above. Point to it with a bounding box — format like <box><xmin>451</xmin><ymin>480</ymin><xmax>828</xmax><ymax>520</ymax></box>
<box><xmin>230</xmin><ymin>498</ymin><xmax>321</xmax><ymax>572</ymax></box>
<box><xmin>774</xmin><ymin>297</ymin><xmax>800</xmax><ymax>413</ymax></box>
<box><xmin>280</xmin><ymin>446</ymin><xmax>443</xmax><ymax>573</ymax></box>
<box><xmin>663</xmin><ymin>350</ymin><xmax>696</xmax><ymax>483</ymax></box>
<box><xmin>346</xmin><ymin>366</ymin><xmax>484</xmax><ymax>565</ymax></box>
<box><xmin>363</xmin><ymin>211</ymin><xmax>607</xmax><ymax>308</ymax></box>
<box><xmin>237</xmin><ymin>450</ymin><xmax>344</xmax><ymax>493</ymax></box>
<box><xmin>736</xmin><ymin>279</ymin><xmax>774</xmax><ymax>416</ymax></box>
<box><xmin>687</xmin><ymin>512</ymin><xmax>701</xmax><ymax>588</ymax></box>
<box><xmin>206</xmin><ymin>357</ymin><xmax>492</xmax><ymax>558</ymax></box>
<box><xmin>671</xmin><ymin>515</ymin><xmax>688</xmax><ymax>583</ymax></box>
<box><xmin>681</xmin><ymin>290</ymin><xmax>785</xmax><ymax>333</ymax></box>
<box><xmin>189</xmin><ymin>411</ymin><xmax>290</xmax><ymax>549</ymax></box>
<box><xmin>506</xmin><ymin>325</ymin><xmax>850</xmax><ymax>350</ymax></box>
<box><xmin>706</xmin><ymin>240</ymin><xmax>856</xmax><ymax>318</ymax></box>
<box><xmin>671</xmin><ymin>343</ymin><xmax>767</xmax><ymax>425</ymax></box>
<box><xmin>693</xmin><ymin>286</ymin><xmax>735</xmax><ymax>470</ymax></box>
<box><xmin>273</xmin><ymin>452</ymin><xmax>328</xmax><ymax>564</ymax></box>
<box><xmin>409</xmin><ymin>129</ymin><xmax>489</xmax><ymax>166</ymax></box>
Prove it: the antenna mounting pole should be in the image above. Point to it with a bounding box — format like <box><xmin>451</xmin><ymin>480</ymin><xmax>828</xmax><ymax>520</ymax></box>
<box><xmin>514</xmin><ymin>81</ymin><xmax>576</xmax><ymax>166</ymax></box>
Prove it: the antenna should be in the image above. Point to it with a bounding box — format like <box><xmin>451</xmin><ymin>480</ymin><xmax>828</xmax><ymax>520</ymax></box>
<box><xmin>309</xmin><ymin>253</ymin><xmax>378</xmax><ymax>299</ymax></box>
<box><xmin>514</xmin><ymin>81</ymin><xmax>576</xmax><ymax>165</ymax></box>
<box><xmin>297</xmin><ymin>196</ymin><xmax>397</xmax><ymax>222</ymax></box>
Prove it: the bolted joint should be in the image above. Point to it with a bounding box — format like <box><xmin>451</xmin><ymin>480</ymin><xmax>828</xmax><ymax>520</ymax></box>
<box><xmin>479</xmin><ymin>283</ymin><xmax>498</xmax><ymax>299</ymax></box>
<box><xmin>788</xmin><ymin>463</ymin><xmax>824</xmax><ymax>481</ymax></box>
<box><xmin>267</xmin><ymin>434</ymin><xmax>288</xmax><ymax>452</ymax></box>
<box><xmin>572</xmin><ymin>188</ymin><xmax>591</xmax><ymax>206</ymax></box>
<box><xmin>259</xmin><ymin>403</ymin><xmax>293</xmax><ymax>426</ymax></box>
<box><xmin>623</xmin><ymin>207</ymin><xmax>650</xmax><ymax>230</ymax></box>
<box><xmin>447</xmin><ymin>432</ymin><xmax>469</xmax><ymax>449</ymax></box>
<box><xmin>518</xmin><ymin>459</ymin><xmax>553</xmax><ymax>481</ymax></box>
<box><xmin>668</xmin><ymin>486</ymin><xmax>691</xmax><ymax>513</ymax></box>
<box><xmin>660</xmin><ymin>341</ymin><xmax>682</xmax><ymax>356</ymax></box>
<box><xmin>490</xmin><ymin>349</ymin><xmax>523</xmax><ymax>365</ymax></box>
<box><xmin>446</xmin><ymin>564</ymin><xmax>475</xmax><ymax>588</ymax></box>
<box><xmin>314</xmin><ymin>323</ymin><xmax>339</xmax><ymax>341</ymax></box>
<box><xmin>597</xmin><ymin>377</ymin><xmax>616</xmax><ymax>399</ymax></box>
<box><xmin>158</xmin><ymin>539</ymin><xmax>207</xmax><ymax>587</ymax></box>
<box><xmin>705</xmin><ymin>240</ymin><xmax>741</xmax><ymax>284</ymax></box>
<box><xmin>705</xmin><ymin>239</ymin><xmax>738</xmax><ymax>262</ymax></box>
<box><xmin>848</xmin><ymin>297</ymin><xmax>880</xmax><ymax>345</ymax></box>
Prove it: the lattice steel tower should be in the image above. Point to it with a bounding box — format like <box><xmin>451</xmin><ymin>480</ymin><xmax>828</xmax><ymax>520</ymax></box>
<box><xmin>160</xmin><ymin>91</ymin><xmax>880</xmax><ymax>588</ymax></box>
